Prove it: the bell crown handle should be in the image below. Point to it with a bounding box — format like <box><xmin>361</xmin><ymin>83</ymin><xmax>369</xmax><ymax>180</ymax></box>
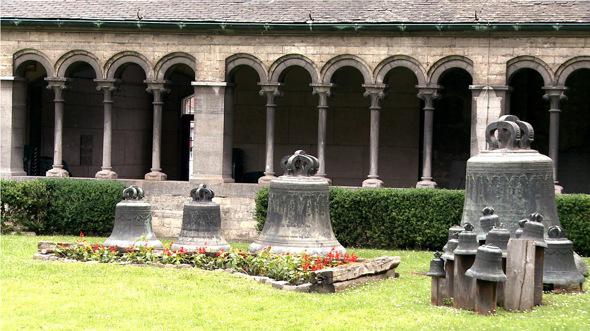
<box><xmin>190</xmin><ymin>184</ymin><xmax>215</xmax><ymax>202</ymax></box>
<box><xmin>122</xmin><ymin>185</ymin><xmax>144</xmax><ymax>200</ymax></box>
<box><xmin>486</xmin><ymin>115</ymin><xmax>534</xmax><ymax>150</ymax></box>
<box><xmin>283</xmin><ymin>150</ymin><xmax>319</xmax><ymax>176</ymax></box>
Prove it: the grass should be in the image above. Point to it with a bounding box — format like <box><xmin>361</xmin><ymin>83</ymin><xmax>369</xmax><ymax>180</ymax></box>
<box><xmin>1</xmin><ymin>235</ymin><xmax>589</xmax><ymax>330</ymax></box>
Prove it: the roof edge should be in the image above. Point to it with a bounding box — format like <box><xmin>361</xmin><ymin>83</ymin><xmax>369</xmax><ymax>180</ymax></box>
<box><xmin>1</xmin><ymin>18</ymin><xmax>589</xmax><ymax>32</ymax></box>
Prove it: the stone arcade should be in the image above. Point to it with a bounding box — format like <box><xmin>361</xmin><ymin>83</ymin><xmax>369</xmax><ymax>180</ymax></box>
<box><xmin>1</xmin><ymin>1</ymin><xmax>589</xmax><ymax>240</ymax></box>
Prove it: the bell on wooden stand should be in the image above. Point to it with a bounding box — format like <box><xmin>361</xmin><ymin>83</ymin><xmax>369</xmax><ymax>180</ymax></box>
<box><xmin>477</xmin><ymin>207</ymin><xmax>499</xmax><ymax>244</ymax></box>
<box><xmin>427</xmin><ymin>251</ymin><xmax>446</xmax><ymax>306</ymax></box>
<box><xmin>543</xmin><ymin>225</ymin><xmax>585</xmax><ymax>291</ymax></box>
<box><xmin>465</xmin><ymin>244</ymin><xmax>506</xmax><ymax>315</ymax></box>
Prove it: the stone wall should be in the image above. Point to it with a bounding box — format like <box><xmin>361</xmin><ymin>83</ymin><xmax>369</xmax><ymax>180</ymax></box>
<box><xmin>119</xmin><ymin>179</ymin><xmax>259</xmax><ymax>241</ymax></box>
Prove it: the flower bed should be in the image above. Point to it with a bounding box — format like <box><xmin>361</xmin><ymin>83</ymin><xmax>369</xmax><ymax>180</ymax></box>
<box><xmin>34</xmin><ymin>240</ymin><xmax>400</xmax><ymax>293</ymax></box>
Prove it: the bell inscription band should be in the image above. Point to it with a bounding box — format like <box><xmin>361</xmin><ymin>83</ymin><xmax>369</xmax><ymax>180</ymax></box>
<box><xmin>171</xmin><ymin>185</ymin><xmax>230</xmax><ymax>253</ymax></box>
<box><xmin>249</xmin><ymin>150</ymin><xmax>345</xmax><ymax>255</ymax></box>
<box><xmin>461</xmin><ymin>115</ymin><xmax>559</xmax><ymax>237</ymax></box>
<box><xmin>104</xmin><ymin>185</ymin><xmax>163</xmax><ymax>249</ymax></box>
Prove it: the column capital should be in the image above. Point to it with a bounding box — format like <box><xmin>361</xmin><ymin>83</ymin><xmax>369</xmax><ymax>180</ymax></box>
<box><xmin>45</xmin><ymin>77</ymin><xmax>67</xmax><ymax>89</ymax></box>
<box><xmin>94</xmin><ymin>78</ymin><xmax>117</xmax><ymax>91</ymax></box>
<box><xmin>258</xmin><ymin>82</ymin><xmax>282</xmax><ymax>95</ymax></box>
<box><xmin>310</xmin><ymin>83</ymin><xmax>333</xmax><ymax>96</ymax></box>
<box><xmin>543</xmin><ymin>86</ymin><xmax>567</xmax><ymax>112</ymax></box>
<box><xmin>362</xmin><ymin>84</ymin><xmax>386</xmax><ymax>110</ymax></box>
<box><xmin>145</xmin><ymin>80</ymin><xmax>168</xmax><ymax>93</ymax></box>
<box><xmin>417</xmin><ymin>85</ymin><xmax>440</xmax><ymax>106</ymax></box>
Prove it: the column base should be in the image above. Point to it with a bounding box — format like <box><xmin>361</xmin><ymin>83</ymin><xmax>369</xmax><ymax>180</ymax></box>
<box><xmin>258</xmin><ymin>175</ymin><xmax>277</xmax><ymax>185</ymax></box>
<box><xmin>416</xmin><ymin>179</ymin><xmax>438</xmax><ymax>189</ymax></box>
<box><xmin>189</xmin><ymin>175</ymin><xmax>234</xmax><ymax>184</ymax></box>
<box><xmin>362</xmin><ymin>177</ymin><xmax>383</xmax><ymax>188</ymax></box>
<box><xmin>144</xmin><ymin>171</ymin><xmax>167</xmax><ymax>181</ymax></box>
<box><xmin>46</xmin><ymin>167</ymin><xmax>69</xmax><ymax>178</ymax></box>
<box><xmin>554</xmin><ymin>184</ymin><xmax>564</xmax><ymax>194</ymax></box>
<box><xmin>95</xmin><ymin>169</ymin><xmax>118</xmax><ymax>180</ymax></box>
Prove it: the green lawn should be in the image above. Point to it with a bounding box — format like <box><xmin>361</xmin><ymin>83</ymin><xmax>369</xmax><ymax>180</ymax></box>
<box><xmin>1</xmin><ymin>235</ymin><xmax>589</xmax><ymax>330</ymax></box>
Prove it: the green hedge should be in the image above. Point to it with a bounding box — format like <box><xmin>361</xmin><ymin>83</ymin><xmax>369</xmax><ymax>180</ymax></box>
<box><xmin>255</xmin><ymin>187</ymin><xmax>590</xmax><ymax>255</ymax></box>
<box><xmin>1</xmin><ymin>179</ymin><xmax>125</xmax><ymax>235</ymax></box>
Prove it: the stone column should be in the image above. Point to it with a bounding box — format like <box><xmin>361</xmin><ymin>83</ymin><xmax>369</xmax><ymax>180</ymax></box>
<box><xmin>543</xmin><ymin>86</ymin><xmax>567</xmax><ymax>194</ymax></box>
<box><xmin>311</xmin><ymin>83</ymin><xmax>332</xmax><ymax>179</ymax></box>
<box><xmin>45</xmin><ymin>77</ymin><xmax>69</xmax><ymax>177</ymax></box>
<box><xmin>145</xmin><ymin>80</ymin><xmax>168</xmax><ymax>181</ymax></box>
<box><xmin>361</xmin><ymin>84</ymin><xmax>386</xmax><ymax>188</ymax></box>
<box><xmin>191</xmin><ymin>81</ymin><xmax>234</xmax><ymax>184</ymax></box>
<box><xmin>469</xmin><ymin>85</ymin><xmax>511</xmax><ymax>155</ymax></box>
<box><xmin>0</xmin><ymin>76</ymin><xmax>27</xmax><ymax>177</ymax></box>
<box><xmin>94</xmin><ymin>79</ymin><xmax>117</xmax><ymax>179</ymax></box>
<box><xmin>416</xmin><ymin>86</ymin><xmax>439</xmax><ymax>188</ymax></box>
<box><xmin>258</xmin><ymin>83</ymin><xmax>281</xmax><ymax>184</ymax></box>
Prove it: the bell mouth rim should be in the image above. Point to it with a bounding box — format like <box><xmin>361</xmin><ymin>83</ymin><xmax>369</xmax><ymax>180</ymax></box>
<box><xmin>465</xmin><ymin>269</ymin><xmax>507</xmax><ymax>282</ymax></box>
<box><xmin>441</xmin><ymin>253</ymin><xmax>454</xmax><ymax>260</ymax></box>
<box><xmin>426</xmin><ymin>272</ymin><xmax>446</xmax><ymax>277</ymax></box>
<box><xmin>479</xmin><ymin>149</ymin><xmax>540</xmax><ymax>154</ymax></box>
<box><xmin>453</xmin><ymin>249</ymin><xmax>478</xmax><ymax>255</ymax></box>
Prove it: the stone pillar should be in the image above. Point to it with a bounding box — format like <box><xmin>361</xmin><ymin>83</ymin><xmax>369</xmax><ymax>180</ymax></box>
<box><xmin>94</xmin><ymin>79</ymin><xmax>117</xmax><ymax>179</ymax></box>
<box><xmin>543</xmin><ymin>86</ymin><xmax>567</xmax><ymax>194</ymax></box>
<box><xmin>258</xmin><ymin>83</ymin><xmax>281</xmax><ymax>184</ymax></box>
<box><xmin>144</xmin><ymin>81</ymin><xmax>168</xmax><ymax>181</ymax></box>
<box><xmin>0</xmin><ymin>76</ymin><xmax>27</xmax><ymax>177</ymax></box>
<box><xmin>416</xmin><ymin>86</ymin><xmax>439</xmax><ymax>188</ymax></box>
<box><xmin>191</xmin><ymin>81</ymin><xmax>234</xmax><ymax>184</ymax></box>
<box><xmin>45</xmin><ymin>77</ymin><xmax>69</xmax><ymax>177</ymax></box>
<box><xmin>361</xmin><ymin>84</ymin><xmax>386</xmax><ymax>188</ymax></box>
<box><xmin>311</xmin><ymin>83</ymin><xmax>332</xmax><ymax>179</ymax></box>
<box><xmin>469</xmin><ymin>85</ymin><xmax>511</xmax><ymax>156</ymax></box>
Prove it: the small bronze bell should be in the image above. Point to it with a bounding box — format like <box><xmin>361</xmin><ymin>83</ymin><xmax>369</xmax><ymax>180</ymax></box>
<box><xmin>171</xmin><ymin>184</ymin><xmax>230</xmax><ymax>252</ymax></box>
<box><xmin>454</xmin><ymin>223</ymin><xmax>479</xmax><ymax>256</ymax></box>
<box><xmin>465</xmin><ymin>244</ymin><xmax>507</xmax><ymax>282</ymax></box>
<box><xmin>427</xmin><ymin>251</ymin><xmax>446</xmax><ymax>277</ymax></box>
<box><xmin>515</xmin><ymin>218</ymin><xmax>527</xmax><ymax>238</ymax></box>
<box><xmin>442</xmin><ymin>225</ymin><xmax>463</xmax><ymax>261</ymax></box>
<box><xmin>485</xmin><ymin>225</ymin><xmax>510</xmax><ymax>257</ymax></box>
<box><xmin>477</xmin><ymin>207</ymin><xmax>499</xmax><ymax>242</ymax></box>
<box><xmin>104</xmin><ymin>185</ymin><xmax>163</xmax><ymax>249</ymax></box>
<box><xmin>543</xmin><ymin>226</ymin><xmax>585</xmax><ymax>287</ymax></box>
<box><xmin>519</xmin><ymin>213</ymin><xmax>547</xmax><ymax>248</ymax></box>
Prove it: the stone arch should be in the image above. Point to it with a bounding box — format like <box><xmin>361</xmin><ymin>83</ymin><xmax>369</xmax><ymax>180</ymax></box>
<box><xmin>13</xmin><ymin>49</ymin><xmax>54</xmax><ymax>77</ymax></box>
<box><xmin>555</xmin><ymin>56</ymin><xmax>590</xmax><ymax>86</ymax></box>
<box><xmin>105</xmin><ymin>51</ymin><xmax>153</xmax><ymax>79</ymax></box>
<box><xmin>225</xmin><ymin>53</ymin><xmax>268</xmax><ymax>83</ymax></box>
<box><xmin>269</xmin><ymin>54</ymin><xmax>320</xmax><ymax>84</ymax></box>
<box><xmin>506</xmin><ymin>56</ymin><xmax>554</xmax><ymax>86</ymax></box>
<box><xmin>55</xmin><ymin>50</ymin><xmax>102</xmax><ymax>78</ymax></box>
<box><xmin>374</xmin><ymin>55</ymin><xmax>427</xmax><ymax>86</ymax></box>
<box><xmin>155</xmin><ymin>52</ymin><xmax>196</xmax><ymax>80</ymax></box>
<box><xmin>320</xmin><ymin>54</ymin><xmax>373</xmax><ymax>84</ymax></box>
<box><xmin>428</xmin><ymin>55</ymin><xmax>474</xmax><ymax>84</ymax></box>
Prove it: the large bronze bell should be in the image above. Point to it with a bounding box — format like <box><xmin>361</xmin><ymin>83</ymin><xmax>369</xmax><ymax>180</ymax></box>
<box><xmin>461</xmin><ymin>115</ymin><xmax>559</xmax><ymax>237</ymax></box>
<box><xmin>543</xmin><ymin>226</ymin><xmax>585</xmax><ymax>287</ymax></box>
<box><xmin>249</xmin><ymin>150</ymin><xmax>345</xmax><ymax>255</ymax></box>
<box><xmin>104</xmin><ymin>185</ymin><xmax>163</xmax><ymax>248</ymax></box>
<box><xmin>465</xmin><ymin>244</ymin><xmax>507</xmax><ymax>282</ymax></box>
<box><xmin>427</xmin><ymin>251</ymin><xmax>446</xmax><ymax>277</ymax></box>
<box><xmin>171</xmin><ymin>184</ymin><xmax>230</xmax><ymax>253</ymax></box>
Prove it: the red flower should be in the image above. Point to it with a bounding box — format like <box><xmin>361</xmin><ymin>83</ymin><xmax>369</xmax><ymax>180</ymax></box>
<box><xmin>79</xmin><ymin>231</ymin><xmax>85</xmax><ymax>237</ymax></box>
<box><xmin>93</xmin><ymin>243</ymin><xmax>99</xmax><ymax>252</ymax></box>
<box><xmin>198</xmin><ymin>247</ymin><xmax>206</xmax><ymax>254</ymax></box>
<box><xmin>109</xmin><ymin>246</ymin><xmax>117</xmax><ymax>253</ymax></box>
<box><xmin>302</xmin><ymin>263</ymin><xmax>310</xmax><ymax>272</ymax></box>
<box><xmin>163</xmin><ymin>249</ymin><xmax>172</xmax><ymax>256</ymax></box>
